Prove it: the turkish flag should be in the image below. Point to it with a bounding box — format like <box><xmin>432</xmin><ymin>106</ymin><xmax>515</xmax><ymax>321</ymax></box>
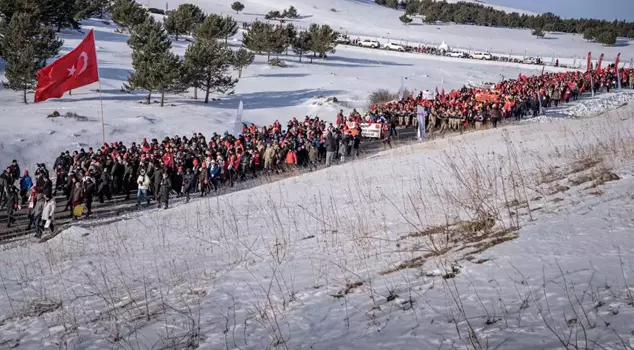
<box><xmin>34</xmin><ymin>29</ymin><xmax>99</xmax><ymax>103</ymax></box>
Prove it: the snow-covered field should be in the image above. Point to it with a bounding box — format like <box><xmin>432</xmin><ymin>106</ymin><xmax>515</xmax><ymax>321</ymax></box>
<box><xmin>2</xmin><ymin>1</ymin><xmax>634</xmax><ymax>348</ymax></box>
<box><xmin>1</xmin><ymin>101</ymin><xmax>634</xmax><ymax>349</ymax></box>
<box><xmin>160</xmin><ymin>0</ymin><xmax>633</xmax><ymax>61</ymax></box>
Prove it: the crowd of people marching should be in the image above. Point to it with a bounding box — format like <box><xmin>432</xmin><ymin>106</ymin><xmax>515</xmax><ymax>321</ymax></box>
<box><xmin>1</xmin><ymin>116</ymin><xmax>366</xmax><ymax>238</ymax></box>
<box><xmin>1</xmin><ymin>63</ymin><xmax>632</xmax><ymax>238</ymax></box>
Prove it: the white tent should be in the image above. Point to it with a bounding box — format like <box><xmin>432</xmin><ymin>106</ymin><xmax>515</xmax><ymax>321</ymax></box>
<box><xmin>438</xmin><ymin>41</ymin><xmax>450</xmax><ymax>52</ymax></box>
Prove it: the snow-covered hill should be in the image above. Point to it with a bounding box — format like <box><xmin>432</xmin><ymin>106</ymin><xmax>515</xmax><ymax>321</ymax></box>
<box><xmin>1</xmin><ymin>99</ymin><xmax>634</xmax><ymax>349</ymax></box>
<box><xmin>444</xmin><ymin>0</ymin><xmax>537</xmax><ymax>15</ymax></box>
<box><xmin>160</xmin><ymin>0</ymin><xmax>632</xmax><ymax>61</ymax></box>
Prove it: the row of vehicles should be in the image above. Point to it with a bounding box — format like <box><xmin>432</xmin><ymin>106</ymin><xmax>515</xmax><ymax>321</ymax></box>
<box><xmin>335</xmin><ymin>36</ymin><xmax>541</xmax><ymax>65</ymax></box>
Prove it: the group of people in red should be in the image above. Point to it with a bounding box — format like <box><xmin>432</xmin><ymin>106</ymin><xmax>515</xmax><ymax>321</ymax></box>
<box><xmin>364</xmin><ymin>63</ymin><xmax>633</xmax><ymax>136</ymax></box>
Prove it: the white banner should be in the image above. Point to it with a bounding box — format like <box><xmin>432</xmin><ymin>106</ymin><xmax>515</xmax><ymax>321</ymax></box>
<box><xmin>416</xmin><ymin>105</ymin><xmax>426</xmax><ymax>141</ymax></box>
<box><xmin>233</xmin><ymin>101</ymin><xmax>243</xmax><ymax>136</ymax></box>
<box><xmin>422</xmin><ymin>90</ymin><xmax>434</xmax><ymax>100</ymax></box>
<box><xmin>359</xmin><ymin>123</ymin><xmax>382</xmax><ymax>138</ymax></box>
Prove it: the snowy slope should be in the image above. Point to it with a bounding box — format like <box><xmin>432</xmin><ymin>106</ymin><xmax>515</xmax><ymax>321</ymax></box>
<box><xmin>160</xmin><ymin>0</ymin><xmax>633</xmax><ymax>61</ymax></box>
<box><xmin>0</xmin><ymin>18</ymin><xmax>567</xmax><ymax>171</ymax></box>
<box><xmin>1</xmin><ymin>102</ymin><xmax>634</xmax><ymax>349</ymax></box>
<box><xmin>444</xmin><ymin>0</ymin><xmax>537</xmax><ymax>15</ymax></box>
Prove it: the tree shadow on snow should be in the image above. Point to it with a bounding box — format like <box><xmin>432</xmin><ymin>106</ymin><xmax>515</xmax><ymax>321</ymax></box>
<box><xmin>98</xmin><ymin>67</ymin><xmax>132</xmax><ymax>81</ymax></box>
<box><xmin>612</xmin><ymin>39</ymin><xmax>630</xmax><ymax>47</ymax></box>
<box><xmin>254</xmin><ymin>73</ymin><xmax>310</xmax><ymax>78</ymax></box>
<box><xmin>326</xmin><ymin>55</ymin><xmax>413</xmax><ymax>67</ymax></box>
<box><xmin>181</xmin><ymin>89</ymin><xmax>343</xmax><ymax>110</ymax></box>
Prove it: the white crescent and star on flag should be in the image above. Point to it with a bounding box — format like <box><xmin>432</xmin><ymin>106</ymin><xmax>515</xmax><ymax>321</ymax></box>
<box><xmin>67</xmin><ymin>52</ymin><xmax>89</xmax><ymax>77</ymax></box>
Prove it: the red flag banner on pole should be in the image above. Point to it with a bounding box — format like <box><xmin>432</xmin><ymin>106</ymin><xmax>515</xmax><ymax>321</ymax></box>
<box><xmin>586</xmin><ymin>52</ymin><xmax>592</xmax><ymax>72</ymax></box>
<box><xmin>614</xmin><ymin>52</ymin><xmax>621</xmax><ymax>69</ymax></box>
<box><xmin>597</xmin><ymin>53</ymin><xmax>604</xmax><ymax>71</ymax></box>
<box><xmin>35</xmin><ymin>29</ymin><xmax>99</xmax><ymax>103</ymax></box>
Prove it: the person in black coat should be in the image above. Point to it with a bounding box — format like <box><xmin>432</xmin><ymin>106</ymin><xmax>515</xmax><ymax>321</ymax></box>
<box><xmin>83</xmin><ymin>176</ymin><xmax>96</xmax><ymax>217</ymax></box>
<box><xmin>41</xmin><ymin>173</ymin><xmax>53</xmax><ymax>199</ymax></box>
<box><xmin>182</xmin><ymin>168</ymin><xmax>195</xmax><ymax>203</ymax></box>
<box><xmin>98</xmin><ymin>170</ymin><xmax>112</xmax><ymax>203</ymax></box>
<box><xmin>6</xmin><ymin>187</ymin><xmax>19</xmax><ymax>228</ymax></box>
<box><xmin>159</xmin><ymin>173</ymin><xmax>172</xmax><ymax>209</ymax></box>
<box><xmin>10</xmin><ymin>160</ymin><xmax>20</xmax><ymax>182</ymax></box>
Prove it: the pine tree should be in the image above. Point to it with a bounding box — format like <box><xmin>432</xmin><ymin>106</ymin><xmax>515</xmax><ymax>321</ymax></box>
<box><xmin>597</xmin><ymin>29</ymin><xmax>617</xmax><ymax>45</ymax></box>
<box><xmin>183</xmin><ymin>39</ymin><xmax>238</xmax><ymax>103</ymax></box>
<box><xmin>0</xmin><ymin>0</ymin><xmax>25</xmax><ymax>24</ymax></box>
<box><xmin>39</xmin><ymin>0</ymin><xmax>80</xmax><ymax>31</ymax></box>
<box><xmin>75</xmin><ymin>0</ymin><xmax>110</xmax><ymax>20</ymax></box>
<box><xmin>111</xmin><ymin>0</ymin><xmax>148</xmax><ymax>32</ymax></box>
<box><xmin>292</xmin><ymin>30</ymin><xmax>312</xmax><ymax>62</ymax></box>
<box><xmin>0</xmin><ymin>10</ymin><xmax>62</xmax><ymax>103</ymax></box>
<box><xmin>232</xmin><ymin>48</ymin><xmax>254</xmax><ymax>78</ymax></box>
<box><xmin>221</xmin><ymin>16</ymin><xmax>238</xmax><ymax>44</ymax></box>
<box><xmin>126</xmin><ymin>16</ymin><xmax>176</xmax><ymax>104</ymax></box>
<box><xmin>399</xmin><ymin>14</ymin><xmax>413</xmax><ymax>25</ymax></box>
<box><xmin>242</xmin><ymin>20</ymin><xmax>273</xmax><ymax>61</ymax></box>
<box><xmin>164</xmin><ymin>3</ymin><xmax>205</xmax><ymax>40</ymax></box>
<box><xmin>307</xmin><ymin>24</ymin><xmax>338</xmax><ymax>60</ymax></box>
<box><xmin>155</xmin><ymin>52</ymin><xmax>185</xmax><ymax>106</ymax></box>
<box><xmin>196</xmin><ymin>13</ymin><xmax>225</xmax><ymax>41</ymax></box>
<box><xmin>231</xmin><ymin>1</ymin><xmax>244</xmax><ymax>14</ymax></box>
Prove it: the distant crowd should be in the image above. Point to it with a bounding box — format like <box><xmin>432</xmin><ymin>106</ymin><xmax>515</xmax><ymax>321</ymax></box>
<box><xmin>1</xmin><ymin>63</ymin><xmax>632</xmax><ymax>238</ymax></box>
<box><xmin>371</xmin><ymin>64</ymin><xmax>633</xmax><ymax>136</ymax></box>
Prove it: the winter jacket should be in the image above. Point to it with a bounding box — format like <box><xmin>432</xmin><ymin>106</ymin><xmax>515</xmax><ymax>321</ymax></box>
<box><xmin>71</xmin><ymin>183</ymin><xmax>84</xmax><ymax>204</ymax></box>
<box><xmin>20</xmin><ymin>175</ymin><xmax>33</xmax><ymax>191</ymax></box>
<box><xmin>285</xmin><ymin>150</ymin><xmax>297</xmax><ymax>164</ymax></box>
<box><xmin>182</xmin><ymin>173</ymin><xmax>195</xmax><ymax>191</ymax></box>
<box><xmin>137</xmin><ymin>175</ymin><xmax>151</xmax><ymax>190</ymax></box>
<box><xmin>31</xmin><ymin>194</ymin><xmax>45</xmax><ymax>217</ymax></box>
<box><xmin>198</xmin><ymin>167</ymin><xmax>209</xmax><ymax>184</ymax></box>
<box><xmin>10</xmin><ymin>164</ymin><xmax>20</xmax><ymax>181</ymax></box>
<box><xmin>325</xmin><ymin>134</ymin><xmax>337</xmax><ymax>153</ymax></box>
<box><xmin>41</xmin><ymin>179</ymin><xmax>53</xmax><ymax>198</ymax></box>
<box><xmin>159</xmin><ymin>177</ymin><xmax>172</xmax><ymax>199</ymax></box>
<box><xmin>42</xmin><ymin>198</ymin><xmax>56</xmax><ymax>222</ymax></box>
<box><xmin>209</xmin><ymin>164</ymin><xmax>221</xmax><ymax>178</ymax></box>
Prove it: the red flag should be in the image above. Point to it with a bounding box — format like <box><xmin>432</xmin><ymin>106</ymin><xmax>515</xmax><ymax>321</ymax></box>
<box><xmin>586</xmin><ymin>52</ymin><xmax>592</xmax><ymax>72</ymax></box>
<box><xmin>441</xmin><ymin>88</ymin><xmax>445</xmax><ymax>96</ymax></box>
<box><xmin>597</xmin><ymin>53</ymin><xmax>604</xmax><ymax>71</ymax></box>
<box><xmin>35</xmin><ymin>30</ymin><xmax>99</xmax><ymax>103</ymax></box>
<box><xmin>614</xmin><ymin>52</ymin><xmax>621</xmax><ymax>69</ymax></box>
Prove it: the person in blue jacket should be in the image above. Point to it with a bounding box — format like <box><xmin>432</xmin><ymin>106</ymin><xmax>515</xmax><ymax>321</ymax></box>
<box><xmin>19</xmin><ymin>170</ymin><xmax>33</xmax><ymax>205</ymax></box>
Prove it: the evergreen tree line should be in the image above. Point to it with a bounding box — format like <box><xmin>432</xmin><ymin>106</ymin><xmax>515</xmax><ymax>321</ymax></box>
<box><xmin>115</xmin><ymin>1</ymin><xmax>253</xmax><ymax>105</ymax></box>
<box><xmin>377</xmin><ymin>0</ymin><xmax>633</xmax><ymax>45</ymax></box>
<box><xmin>242</xmin><ymin>21</ymin><xmax>339</xmax><ymax>63</ymax></box>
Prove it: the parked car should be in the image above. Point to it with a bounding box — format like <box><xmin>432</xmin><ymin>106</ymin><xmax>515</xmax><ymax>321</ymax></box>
<box><xmin>335</xmin><ymin>36</ymin><xmax>351</xmax><ymax>45</ymax></box>
<box><xmin>359</xmin><ymin>39</ymin><xmax>381</xmax><ymax>49</ymax></box>
<box><xmin>523</xmin><ymin>57</ymin><xmax>538</xmax><ymax>64</ymax></box>
<box><xmin>446</xmin><ymin>50</ymin><xmax>467</xmax><ymax>58</ymax></box>
<box><xmin>384</xmin><ymin>42</ymin><xmax>405</xmax><ymax>52</ymax></box>
<box><xmin>471</xmin><ymin>52</ymin><xmax>493</xmax><ymax>60</ymax></box>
